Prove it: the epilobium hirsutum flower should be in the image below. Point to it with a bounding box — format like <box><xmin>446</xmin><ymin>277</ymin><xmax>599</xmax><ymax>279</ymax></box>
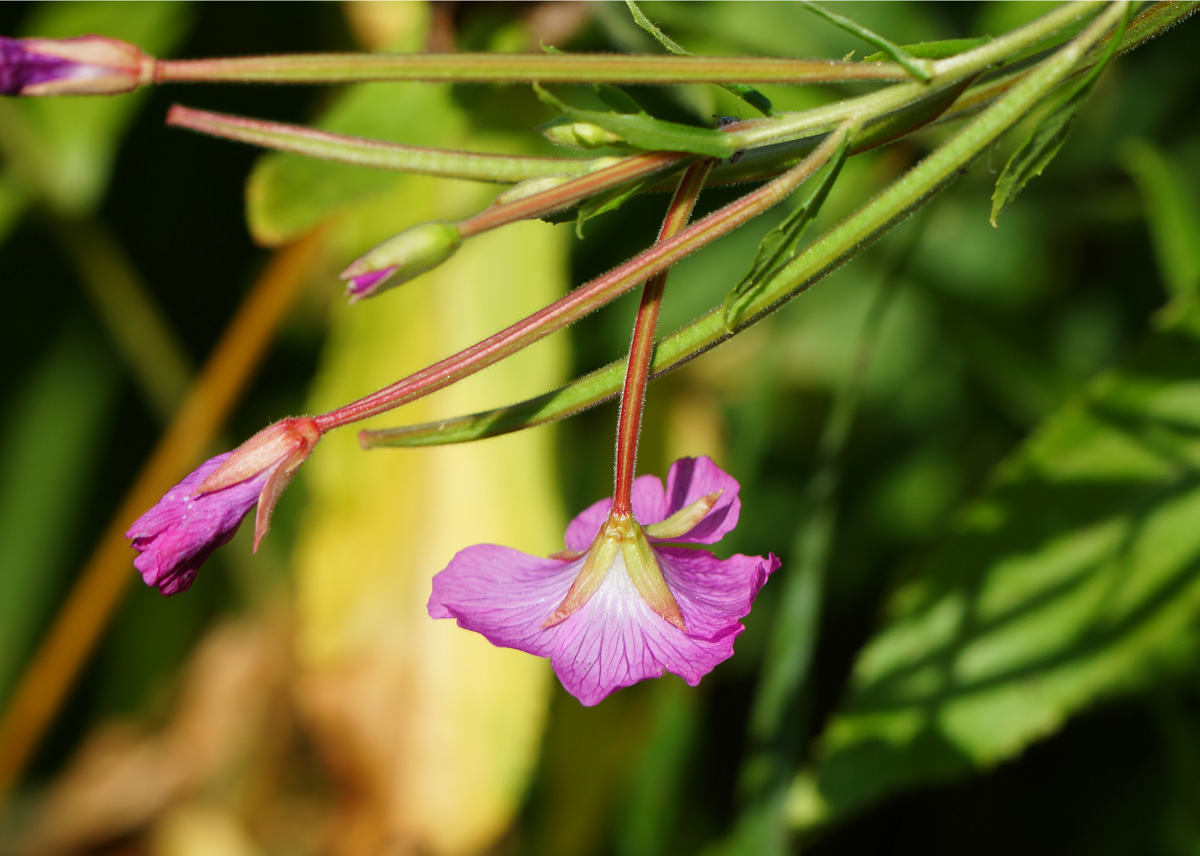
<box><xmin>429</xmin><ymin>457</ymin><xmax>779</xmax><ymax>705</ymax></box>
<box><xmin>127</xmin><ymin>417</ymin><xmax>321</xmax><ymax>595</ymax></box>
<box><xmin>340</xmin><ymin>220</ymin><xmax>462</xmax><ymax>301</ymax></box>
<box><xmin>0</xmin><ymin>35</ymin><xmax>154</xmax><ymax>97</ymax></box>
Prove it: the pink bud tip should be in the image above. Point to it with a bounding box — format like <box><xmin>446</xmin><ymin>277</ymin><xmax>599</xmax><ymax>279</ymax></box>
<box><xmin>343</xmin><ymin>266</ymin><xmax>398</xmax><ymax>301</ymax></box>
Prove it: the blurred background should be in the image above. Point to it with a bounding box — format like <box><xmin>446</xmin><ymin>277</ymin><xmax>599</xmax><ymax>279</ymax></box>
<box><xmin>1</xmin><ymin>2</ymin><xmax>1199</xmax><ymax>854</ymax></box>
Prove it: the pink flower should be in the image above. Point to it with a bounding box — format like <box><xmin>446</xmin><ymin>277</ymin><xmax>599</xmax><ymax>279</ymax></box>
<box><xmin>127</xmin><ymin>417</ymin><xmax>320</xmax><ymax>595</ymax></box>
<box><xmin>429</xmin><ymin>457</ymin><xmax>779</xmax><ymax>706</ymax></box>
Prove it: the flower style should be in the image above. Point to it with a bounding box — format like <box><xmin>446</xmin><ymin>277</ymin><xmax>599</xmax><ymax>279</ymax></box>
<box><xmin>127</xmin><ymin>417</ymin><xmax>321</xmax><ymax>595</ymax></box>
<box><xmin>429</xmin><ymin>456</ymin><xmax>779</xmax><ymax>706</ymax></box>
<box><xmin>0</xmin><ymin>35</ymin><xmax>154</xmax><ymax>97</ymax></box>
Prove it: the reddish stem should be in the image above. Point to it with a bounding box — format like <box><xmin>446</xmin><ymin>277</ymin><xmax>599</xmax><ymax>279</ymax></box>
<box><xmin>313</xmin><ymin>129</ymin><xmax>846</xmax><ymax>434</ymax></box>
<box><xmin>457</xmin><ymin>151</ymin><xmax>687</xmax><ymax>238</ymax></box>
<box><xmin>611</xmin><ymin>161</ymin><xmax>713</xmax><ymax>514</ymax></box>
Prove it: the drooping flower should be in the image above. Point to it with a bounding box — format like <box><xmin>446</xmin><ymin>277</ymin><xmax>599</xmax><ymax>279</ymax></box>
<box><xmin>127</xmin><ymin>417</ymin><xmax>320</xmax><ymax>595</ymax></box>
<box><xmin>429</xmin><ymin>456</ymin><xmax>779</xmax><ymax>706</ymax></box>
<box><xmin>0</xmin><ymin>35</ymin><xmax>154</xmax><ymax>97</ymax></box>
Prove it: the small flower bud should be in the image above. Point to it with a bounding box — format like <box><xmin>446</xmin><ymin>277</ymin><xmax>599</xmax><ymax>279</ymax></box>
<box><xmin>541</xmin><ymin>120</ymin><xmax>624</xmax><ymax>150</ymax></box>
<box><xmin>339</xmin><ymin>220</ymin><xmax>463</xmax><ymax>301</ymax></box>
<box><xmin>1</xmin><ymin>35</ymin><xmax>155</xmax><ymax>97</ymax></box>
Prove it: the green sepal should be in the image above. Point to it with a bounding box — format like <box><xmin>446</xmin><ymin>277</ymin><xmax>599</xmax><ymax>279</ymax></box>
<box><xmin>542</xmin><ymin>523</ymin><xmax>621</xmax><ymax>628</ymax></box>
<box><xmin>620</xmin><ymin>521</ymin><xmax>685</xmax><ymax>630</ymax></box>
<box><xmin>644</xmin><ymin>491</ymin><xmax>723</xmax><ymax>541</ymax></box>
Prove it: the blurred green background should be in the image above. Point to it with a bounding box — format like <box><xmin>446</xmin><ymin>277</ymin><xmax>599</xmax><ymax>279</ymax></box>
<box><xmin>2</xmin><ymin>2</ymin><xmax>1200</xmax><ymax>854</ymax></box>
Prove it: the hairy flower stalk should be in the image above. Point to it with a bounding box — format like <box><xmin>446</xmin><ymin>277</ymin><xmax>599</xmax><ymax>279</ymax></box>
<box><xmin>430</xmin><ymin>164</ymin><xmax>777</xmax><ymax>703</ymax></box>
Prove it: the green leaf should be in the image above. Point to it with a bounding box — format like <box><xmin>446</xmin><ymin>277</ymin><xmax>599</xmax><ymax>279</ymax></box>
<box><xmin>800</xmin><ymin>1</ymin><xmax>934</xmax><ymax>82</ymax></box>
<box><xmin>533</xmin><ymin>84</ymin><xmax>736</xmax><ymax>159</ymax></box>
<box><xmin>990</xmin><ymin>3</ymin><xmax>1132</xmax><ymax>226</ymax></box>
<box><xmin>722</xmin><ymin>135</ymin><xmax>849</xmax><ymax>330</ymax></box>
<box><xmin>863</xmin><ymin>36</ymin><xmax>992</xmax><ymax>63</ymax></box>
<box><xmin>1119</xmin><ymin>139</ymin><xmax>1200</xmax><ymax>300</ymax></box>
<box><xmin>790</xmin><ymin>300</ymin><xmax>1200</xmax><ymax>830</ymax></box>
<box><xmin>624</xmin><ymin>0</ymin><xmax>773</xmax><ymax>116</ymax></box>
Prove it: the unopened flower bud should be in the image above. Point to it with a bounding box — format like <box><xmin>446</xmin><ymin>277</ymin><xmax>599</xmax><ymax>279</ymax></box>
<box><xmin>340</xmin><ymin>220</ymin><xmax>462</xmax><ymax>301</ymax></box>
<box><xmin>1</xmin><ymin>35</ymin><xmax>155</xmax><ymax>97</ymax></box>
<box><xmin>542</xmin><ymin>120</ymin><xmax>624</xmax><ymax>150</ymax></box>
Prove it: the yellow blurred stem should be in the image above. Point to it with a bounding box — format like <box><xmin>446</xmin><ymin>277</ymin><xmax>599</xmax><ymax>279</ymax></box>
<box><xmin>0</xmin><ymin>233</ymin><xmax>321</xmax><ymax>801</ymax></box>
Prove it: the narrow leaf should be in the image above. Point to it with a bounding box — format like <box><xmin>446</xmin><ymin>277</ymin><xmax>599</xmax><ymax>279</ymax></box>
<box><xmin>990</xmin><ymin>3</ymin><xmax>1133</xmax><ymax>225</ymax></box>
<box><xmin>534</xmin><ymin>84</ymin><xmax>736</xmax><ymax>159</ymax></box>
<box><xmin>625</xmin><ymin>0</ymin><xmax>774</xmax><ymax>116</ymax></box>
<box><xmin>723</xmin><ymin>134</ymin><xmax>849</xmax><ymax>330</ymax></box>
<box><xmin>800</xmin><ymin>1</ymin><xmax>934</xmax><ymax>82</ymax></box>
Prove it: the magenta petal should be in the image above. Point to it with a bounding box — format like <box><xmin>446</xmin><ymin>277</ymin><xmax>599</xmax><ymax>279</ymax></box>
<box><xmin>654</xmin><ymin>546</ymin><xmax>780</xmax><ymax>641</ymax></box>
<box><xmin>430</xmin><ymin>538</ymin><xmax>780</xmax><ymax>706</ymax></box>
<box><xmin>126</xmin><ymin>453</ymin><xmax>265</xmax><ymax>596</ymax></box>
<box><xmin>563</xmin><ymin>494</ymin><xmax>612</xmax><ymax>552</ymax></box>
<box><xmin>429</xmin><ymin>544</ymin><xmax>581</xmax><ymax>657</ymax></box>
<box><xmin>343</xmin><ymin>265</ymin><xmax>398</xmax><ymax>300</ymax></box>
<box><xmin>1</xmin><ymin>36</ymin><xmax>76</xmax><ymax>94</ymax></box>
<box><xmin>633</xmin><ymin>456</ymin><xmax>741</xmax><ymax>544</ymax></box>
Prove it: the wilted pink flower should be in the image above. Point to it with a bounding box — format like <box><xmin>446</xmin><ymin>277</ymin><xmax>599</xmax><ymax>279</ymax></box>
<box><xmin>1</xmin><ymin>35</ymin><xmax>153</xmax><ymax>97</ymax></box>
<box><xmin>127</xmin><ymin>417</ymin><xmax>320</xmax><ymax>595</ymax></box>
<box><xmin>430</xmin><ymin>457</ymin><xmax>779</xmax><ymax>705</ymax></box>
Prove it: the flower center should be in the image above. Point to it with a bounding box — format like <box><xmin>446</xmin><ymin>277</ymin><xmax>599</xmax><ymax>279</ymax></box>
<box><xmin>542</xmin><ymin>513</ymin><xmax>685</xmax><ymax>630</ymax></box>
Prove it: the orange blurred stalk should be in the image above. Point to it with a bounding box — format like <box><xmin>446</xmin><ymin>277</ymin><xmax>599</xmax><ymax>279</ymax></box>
<box><xmin>0</xmin><ymin>233</ymin><xmax>321</xmax><ymax>800</ymax></box>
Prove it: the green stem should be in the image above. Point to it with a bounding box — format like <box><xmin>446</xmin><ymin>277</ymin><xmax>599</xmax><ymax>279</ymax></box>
<box><xmin>363</xmin><ymin>2</ymin><xmax>1129</xmax><ymax>449</ymax></box>
<box><xmin>155</xmin><ymin>52</ymin><xmax>909</xmax><ymax>86</ymax></box>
